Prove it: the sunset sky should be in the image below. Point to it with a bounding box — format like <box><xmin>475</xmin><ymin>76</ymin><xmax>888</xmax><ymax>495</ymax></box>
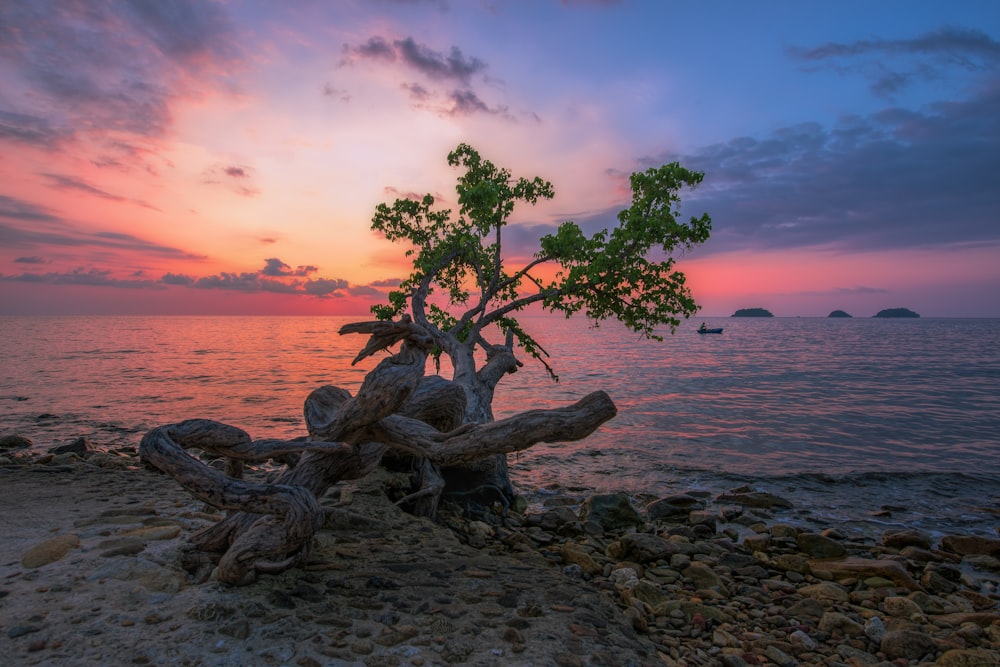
<box><xmin>1</xmin><ymin>0</ymin><xmax>998</xmax><ymax>318</ymax></box>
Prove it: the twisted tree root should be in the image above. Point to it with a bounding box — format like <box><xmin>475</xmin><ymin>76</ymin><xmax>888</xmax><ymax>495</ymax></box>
<box><xmin>140</xmin><ymin>420</ymin><xmax>325</xmax><ymax>585</ymax></box>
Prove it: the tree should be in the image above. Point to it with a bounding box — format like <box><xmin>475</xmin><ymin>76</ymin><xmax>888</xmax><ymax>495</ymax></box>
<box><xmin>369</xmin><ymin>143</ymin><xmax>711</xmax><ymax>510</ymax></box>
<box><xmin>140</xmin><ymin>144</ymin><xmax>710</xmax><ymax>584</ymax></box>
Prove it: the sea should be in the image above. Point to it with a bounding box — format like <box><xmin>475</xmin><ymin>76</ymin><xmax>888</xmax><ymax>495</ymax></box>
<box><xmin>2</xmin><ymin>315</ymin><xmax>999</xmax><ymax>541</ymax></box>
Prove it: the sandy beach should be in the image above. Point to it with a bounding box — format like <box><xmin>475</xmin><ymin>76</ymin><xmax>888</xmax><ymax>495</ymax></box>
<box><xmin>1</xmin><ymin>454</ymin><xmax>658</xmax><ymax>666</ymax></box>
<box><xmin>1</xmin><ymin>448</ymin><xmax>999</xmax><ymax>666</ymax></box>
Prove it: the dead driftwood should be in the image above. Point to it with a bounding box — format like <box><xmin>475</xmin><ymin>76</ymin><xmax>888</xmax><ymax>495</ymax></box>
<box><xmin>140</xmin><ymin>318</ymin><xmax>616</xmax><ymax>585</ymax></box>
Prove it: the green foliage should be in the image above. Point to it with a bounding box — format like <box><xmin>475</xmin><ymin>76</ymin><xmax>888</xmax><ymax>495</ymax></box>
<box><xmin>371</xmin><ymin>143</ymin><xmax>711</xmax><ymax>375</ymax></box>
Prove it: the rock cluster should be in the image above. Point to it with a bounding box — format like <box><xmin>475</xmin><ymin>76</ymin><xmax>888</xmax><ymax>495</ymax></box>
<box><xmin>466</xmin><ymin>489</ymin><xmax>1000</xmax><ymax>666</ymax></box>
<box><xmin>1</xmin><ymin>451</ymin><xmax>998</xmax><ymax>666</ymax></box>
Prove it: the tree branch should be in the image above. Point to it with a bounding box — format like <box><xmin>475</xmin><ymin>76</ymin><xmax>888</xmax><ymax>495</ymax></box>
<box><xmin>368</xmin><ymin>390</ymin><xmax>617</xmax><ymax>466</ymax></box>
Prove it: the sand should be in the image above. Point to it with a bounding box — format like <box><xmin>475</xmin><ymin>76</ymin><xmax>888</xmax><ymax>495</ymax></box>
<box><xmin>0</xmin><ymin>460</ymin><xmax>659</xmax><ymax>666</ymax></box>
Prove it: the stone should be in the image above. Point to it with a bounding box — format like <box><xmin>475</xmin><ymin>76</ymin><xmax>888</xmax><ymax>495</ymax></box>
<box><xmin>618</xmin><ymin>532</ymin><xmax>676</xmax><ymax>563</ymax></box>
<box><xmin>579</xmin><ymin>493</ymin><xmax>640</xmax><ymax>531</ymax></box>
<box><xmin>962</xmin><ymin>554</ymin><xmax>999</xmax><ymax>572</ymax></box>
<box><xmin>883</xmin><ymin>595</ymin><xmax>923</xmax><ymax>618</ymax></box>
<box><xmin>609</xmin><ymin>567</ymin><xmax>639</xmax><ymax>591</ymax></box>
<box><xmin>121</xmin><ymin>525</ymin><xmax>182</xmax><ymax>541</ymax></box>
<box><xmin>921</xmin><ymin>569</ymin><xmax>958</xmax><ymax>594</ymax></box>
<box><xmin>882</xmin><ymin>528</ymin><xmax>932</xmax><ymax>550</ymax></box>
<box><xmin>560</xmin><ymin>544</ymin><xmax>602</xmax><ymax>576</ymax></box>
<box><xmin>655</xmin><ymin>600</ymin><xmax>732</xmax><ymax>624</ymax></box>
<box><xmin>899</xmin><ymin>545</ymin><xmax>948</xmax><ymax>563</ymax></box>
<box><xmin>88</xmin><ymin>557</ymin><xmax>185</xmax><ymax>593</ymax></box>
<box><xmin>785</xmin><ymin>598</ymin><xmax>825</xmax><ymax>622</ymax></box>
<box><xmin>931</xmin><ymin>611</ymin><xmax>1000</xmax><ymax>628</ymax></box>
<box><xmin>770</xmin><ymin>523</ymin><xmax>799</xmax><ymax>538</ymax></box>
<box><xmin>788</xmin><ymin>628</ymin><xmax>818</xmax><ymax>651</ymax></box>
<box><xmin>880</xmin><ymin>628</ymin><xmax>936</xmax><ymax>661</ymax></box>
<box><xmin>796</xmin><ymin>532</ymin><xmax>847</xmax><ymax>558</ymax></box>
<box><xmin>646</xmin><ymin>493</ymin><xmax>705</xmax><ymax>521</ymax></box>
<box><xmin>941</xmin><ymin>535</ymin><xmax>1000</xmax><ymax>557</ymax></box>
<box><xmin>863</xmin><ymin>616</ymin><xmax>885</xmax><ymax>643</ymax></box>
<box><xmin>21</xmin><ymin>534</ymin><xmax>80</xmax><ymax>568</ymax></box>
<box><xmin>7</xmin><ymin>625</ymin><xmax>42</xmax><ymax>639</ymax></box>
<box><xmin>743</xmin><ymin>533</ymin><xmax>771</xmax><ymax>552</ymax></box>
<box><xmin>910</xmin><ymin>591</ymin><xmax>960</xmax><ymax>615</ymax></box>
<box><xmin>808</xmin><ymin>557</ymin><xmax>920</xmax><ymax>590</ymax></box>
<box><xmin>818</xmin><ymin>611</ymin><xmax>865</xmax><ymax>637</ymax></box>
<box><xmin>688</xmin><ymin>510</ymin><xmax>717</xmax><ymax>530</ymax></box>
<box><xmin>775</xmin><ymin>553</ymin><xmax>810</xmax><ymax>574</ymax></box>
<box><xmin>935</xmin><ymin>648</ymin><xmax>1000</xmax><ymax>667</ymax></box>
<box><xmin>954</xmin><ymin>589</ymin><xmax>998</xmax><ymax>611</ymax></box>
<box><xmin>764</xmin><ymin>645</ymin><xmax>795</xmax><ymax>666</ymax></box>
<box><xmin>0</xmin><ymin>434</ymin><xmax>33</xmax><ymax>451</ymax></box>
<box><xmin>49</xmin><ymin>436</ymin><xmax>93</xmax><ymax>456</ymax></box>
<box><xmin>799</xmin><ymin>581</ymin><xmax>849</xmax><ymax>602</ymax></box>
<box><xmin>531</xmin><ymin>507</ymin><xmax>577</xmax><ymax>531</ymax></box>
<box><xmin>682</xmin><ymin>562</ymin><xmax>728</xmax><ymax>592</ymax></box>
<box><xmin>626</xmin><ymin>580</ymin><xmax>671</xmax><ymax>609</ymax></box>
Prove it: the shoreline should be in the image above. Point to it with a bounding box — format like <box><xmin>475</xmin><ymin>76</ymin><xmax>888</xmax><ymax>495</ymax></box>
<box><xmin>1</xmin><ymin>448</ymin><xmax>999</xmax><ymax>666</ymax></box>
<box><xmin>5</xmin><ymin>422</ymin><xmax>1000</xmax><ymax>544</ymax></box>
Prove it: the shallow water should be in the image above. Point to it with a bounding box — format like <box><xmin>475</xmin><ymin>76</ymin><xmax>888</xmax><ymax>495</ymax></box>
<box><xmin>2</xmin><ymin>315</ymin><xmax>998</xmax><ymax>538</ymax></box>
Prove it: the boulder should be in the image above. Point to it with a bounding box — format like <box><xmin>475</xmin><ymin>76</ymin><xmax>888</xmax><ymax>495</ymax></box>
<box><xmin>646</xmin><ymin>493</ymin><xmax>705</xmax><ymax>521</ymax></box>
<box><xmin>935</xmin><ymin>649</ymin><xmax>1000</xmax><ymax>667</ymax></box>
<box><xmin>0</xmin><ymin>434</ymin><xmax>33</xmax><ymax>451</ymax></box>
<box><xmin>579</xmin><ymin>493</ymin><xmax>641</xmax><ymax>531</ymax></box>
<box><xmin>560</xmin><ymin>543</ymin><xmax>602</xmax><ymax>576</ymax></box>
<box><xmin>882</xmin><ymin>528</ymin><xmax>933</xmax><ymax>550</ymax></box>
<box><xmin>796</xmin><ymin>532</ymin><xmax>847</xmax><ymax>558</ymax></box>
<box><xmin>21</xmin><ymin>534</ymin><xmax>80</xmax><ymax>568</ymax></box>
<box><xmin>808</xmin><ymin>557</ymin><xmax>921</xmax><ymax>590</ymax></box>
<box><xmin>941</xmin><ymin>535</ymin><xmax>1000</xmax><ymax>557</ymax></box>
<box><xmin>682</xmin><ymin>561</ymin><xmax>728</xmax><ymax>593</ymax></box>
<box><xmin>617</xmin><ymin>533</ymin><xmax>676</xmax><ymax>563</ymax></box>
<box><xmin>49</xmin><ymin>436</ymin><xmax>93</xmax><ymax>456</ymax></box>
<box><xmin>880</xmin><ymin>628</ymin><xmax>936</xmax><ymax>661</ymax></box>
<box><xmin>883</xmin><ymin>596</ymin><xmax>924</xmax><ymax>618</ymax></box>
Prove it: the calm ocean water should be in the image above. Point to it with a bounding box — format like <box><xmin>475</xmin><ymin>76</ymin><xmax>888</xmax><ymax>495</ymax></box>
<box><xmin>2</xmin><ymin>315</ymin><xmax>998</xmax><ymax>538</ymax></box>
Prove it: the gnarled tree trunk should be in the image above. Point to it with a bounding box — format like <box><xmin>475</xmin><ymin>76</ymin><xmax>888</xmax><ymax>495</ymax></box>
<box><xmin>140</xmin><ymin>318</ymin><xmax>616</xmax><ymax>584</ymax></box>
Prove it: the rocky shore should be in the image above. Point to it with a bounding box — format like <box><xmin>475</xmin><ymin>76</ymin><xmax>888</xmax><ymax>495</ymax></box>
<box><xmin>1</xmin><ymin>442</ymin><xmax>998</xmax><ymax>666</ymax></box>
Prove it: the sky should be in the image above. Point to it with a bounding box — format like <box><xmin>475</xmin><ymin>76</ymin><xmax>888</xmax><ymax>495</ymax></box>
<box><xmin>1</xmin><ymin>0</ymin><xmax>998</xmax><ymax>318</ymax></box>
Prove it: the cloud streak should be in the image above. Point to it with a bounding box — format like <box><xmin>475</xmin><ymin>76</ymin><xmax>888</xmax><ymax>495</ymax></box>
<box><xmin>489</xmin><ymin>75</ymin><xmax>1000</xmax><ymax>264</ymax></box>
<box><xmin>202</xmin><ymin>163</ymin><xmax>260</xmax><ymax>197</ymax></box>
<box><xmin>40</xmin><ymin>173</ymin><xmax>159</xmax><ymax>210</ymax></box>
<box><xmin>1</xmin><ymin>258</ymin><xmax>374</xmax><ymax>301</ymax></box>
<box><xmin>789</xmin><ymin>26</ymin><xmax>1000</xmax><ymax>96</ymax></box>
<box><xmin>160</xmin><ymin>259</ymin><xmax>358</xmax><ymax>298</ymax></box>
<box><xmin>340</xmin><ymin>33</ymin><xmax>518</xmax><ymax>119</ymax></box>
<box><xmin>0</xmin><ymin>193</ymin><xmax>195</xmax><ymax>257</ymax></box>
<box><xmin>342</xmin><ymin>36</ymin><xmax>487</xmax><ymax>84</ymax></box>
<box><xmin>0</xmin><ymin>0</ymin><xmax>245</xmax><ymax>165</ymax></box>
<box><xmin>0</xmin><ymin>267</ymin><xmax>163</xmax><ymax>289</ymax></box>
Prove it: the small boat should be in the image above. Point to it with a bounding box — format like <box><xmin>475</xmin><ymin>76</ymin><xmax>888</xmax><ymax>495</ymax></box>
<box><xmin>697</xmin><ymin>327</ymin><xmax>723</xmax><ymax>334</ymax></box>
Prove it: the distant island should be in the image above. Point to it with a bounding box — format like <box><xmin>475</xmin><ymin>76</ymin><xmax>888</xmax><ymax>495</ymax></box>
<box><xmin>732</xmin><ymin>308</ymin><xmax>774</xmax><ymax>317</ymax></box>
<box><xmin>873</xmin><ymin>307</ymin><xmax>920</xmax><ymax>318</ymax></box>
<box><xmin>828</xmin><ymin>310</ymin><xmax>852</xmax><ymax>318</ymax></box>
